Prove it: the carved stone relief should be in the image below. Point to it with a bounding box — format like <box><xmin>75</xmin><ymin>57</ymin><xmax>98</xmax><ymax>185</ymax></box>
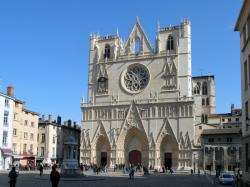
<box><xmin>96</xmin><ymin>64</ymin><xmax>108</xmax><ymax>94</ymax></box>
<box><xmin>161</xmin><ymin>57</ymin><xmax>177</xmax><ymax>90</ymax></box>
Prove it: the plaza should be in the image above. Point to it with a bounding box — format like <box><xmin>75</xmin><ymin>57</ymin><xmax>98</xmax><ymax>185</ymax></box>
<box><xmin>0</xmin><ymin>169</ymin><xmax>225</xmax><ymax>187</ymax></box>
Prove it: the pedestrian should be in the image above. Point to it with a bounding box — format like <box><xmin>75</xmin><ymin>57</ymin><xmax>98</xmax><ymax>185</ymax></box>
<box><xmin>50</xmin><ymin>164</ymin><xmax>60</xmax><ymax>187</ymax></box>
<box><xmin>80</xmin><ymin>163</ymin><xmax>84</xmax><ymax>173</ymax></box>
<box><xmin>129</xmin><ymin>166</ymin><xmax>135</xmax><ymax>179</ymax></box>
<box><xmin>190</xmin><ymin>169</ymin><xmax>193</xmax><ymax>175</ymax></box>
<box><xmin>169</xmin><ymin>168</ymin><xmax>174</xmax><ymax>174</ymax></box>
<box><xmin>8</xmin><ymin>166</ymin><xmax>18</xmax><ymax>187</ymax></box>
<box><xmin>198</xmin><ymin>168</ymin><xmax>200</xmax><ymax>176</ymax></box>
<box><xmin>39</xmin><ymin>164</ymin><xmax>44</xmax><ymax>176</ymax></box>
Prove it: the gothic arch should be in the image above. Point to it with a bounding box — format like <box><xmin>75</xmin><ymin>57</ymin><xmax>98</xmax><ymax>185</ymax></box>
<box><xmin>95</xmin><ymin>135</ymin><xmax>111</xmax><ymax>167</ymax></box>
<box><xmin>167</xmin><ymin>35</ymin><xmax>174</xmax><ymax>50</ymax></box>
<box><xmin>194</xmin><ymin>82</ymin><xmax>201</xmax><ymax>94</ymax></box>
<box><xmin>202</xmin><ymin>82</ymin><xmax>208</xmax><ymax>95</ymax></box>
<box><xmin>159</xmin><ymin>134</ymin><xmax>179</xmax><ymax>169</ymax></box>
<box><xmin>104</xmin><ymin>44</ymin><xmax>111</xmax><ymax>58</ymax></box>
<box><xmin>116</xmin><ymin>126</ymin><xmax>149</xmax><ymax>166</ymax></box>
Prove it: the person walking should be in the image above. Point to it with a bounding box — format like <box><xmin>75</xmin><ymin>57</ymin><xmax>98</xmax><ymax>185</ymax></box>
<box><xmin>39</xmin><ymin>164</ymin><xmax>44</xmax><ymax>176</ymax></box>
<box><xmin>80</xmin><ymin>163</ymin><xmax>84</xmax><ymax>174</ymax></box>
<box><xmin>50</xmin><ymin>164</ymin><xmax>60</xmax><ymax>187</ymax></box>
<box><xmin>8</xmin><ymin>166</ymin><xmax>18</xmax><ymax>187</ymax></box>
<box><xmin>129</xmin><ymin>166</ymin><xmax>135</xmax><ymax>179</ymax></box>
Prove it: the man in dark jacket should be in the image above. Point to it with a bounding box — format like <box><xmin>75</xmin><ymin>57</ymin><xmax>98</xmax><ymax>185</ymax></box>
<box><xmin>39</xmin><ymin>164</ymin><xmax>44</xmax><ymax>176</ymax></box>
<box><xmin>8</xmin><ymin>166</ymin><xmax>18</xmax><ymax>187</ymax></box>
<box><xmin>50</xmin><ymin>164</ymin><xmax>60</xmax><ymax>187</ymax></box>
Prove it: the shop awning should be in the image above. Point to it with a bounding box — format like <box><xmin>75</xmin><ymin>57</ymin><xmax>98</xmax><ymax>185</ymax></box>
<box><xmin>13</xmin><ymin>155</ymin><xmax>23</xmax><ymax>159</ymax></box>
<box><xmin>36</xmin><ymin>157</ymin><xmax>44</xmax><ymax>161</ymax></box>
<box><xmin>1</xmin><ymin>148</ymin><xmax>12</xmax><ymax>156</ymax></box>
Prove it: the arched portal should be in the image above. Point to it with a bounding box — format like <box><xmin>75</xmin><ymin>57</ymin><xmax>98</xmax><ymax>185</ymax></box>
<box><xmin>96</xmin><ymin>135</ymin><xmax>111</xmax><ymax>167</ymax></box>
<box><xmin>123</xmin><ymin>127</ymin><xmax>149</xmax><ymax>166</ymax></box>
<box><xmin>160</xmin><ymin>135</ymin><xmax>178</xmax><ymax>169</ymax></box>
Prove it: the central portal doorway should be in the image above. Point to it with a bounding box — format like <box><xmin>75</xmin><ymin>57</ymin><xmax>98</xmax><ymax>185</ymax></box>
<box><xmin>129</xmin><ymin>150</ymin><xmax>141</xmax><ymax>165</ymax></box>
<box><xmin>101</xmin><ymin>152</ymin><xmax>107</xmax><ymax>166</ymax></box>
<box><xmin>164</xmin><ymin>152</ymin><xmax>172</xmax><ymax>170</ymax></box>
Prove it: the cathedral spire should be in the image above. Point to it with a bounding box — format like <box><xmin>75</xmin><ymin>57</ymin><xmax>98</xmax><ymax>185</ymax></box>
<box><xmin>157</xmin><ymin>21</ymin><xmax>160</xmax><ymax>33</ymax></box>
<box><xmin>116</xmin><ymin>27</ymin><xmax>119</xmax><ymax>36</ymax></box>
<box><xmin>136</xmin><ymin>16</ymin><xmax>140</xmax><ymax>23</ymax></box>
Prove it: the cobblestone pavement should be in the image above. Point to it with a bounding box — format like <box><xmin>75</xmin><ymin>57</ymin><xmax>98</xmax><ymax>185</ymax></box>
<box><xmin>0</xmin><ymin>169</ymin><xmax>232</xmax><ymax>187</ymax></box>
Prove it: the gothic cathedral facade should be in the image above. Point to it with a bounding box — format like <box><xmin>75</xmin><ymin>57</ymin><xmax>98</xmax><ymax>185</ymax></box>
<box><xmin>80</xmin><ymin>18</ymin><xmax>194</xmax><ymax>170</ymax></box>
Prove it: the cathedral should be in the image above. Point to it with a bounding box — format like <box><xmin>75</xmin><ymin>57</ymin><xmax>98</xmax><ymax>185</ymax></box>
<box><xmin>80</xmin><ymin>18</ymin><xmax>195</xmax><ymax>170</ymax></box>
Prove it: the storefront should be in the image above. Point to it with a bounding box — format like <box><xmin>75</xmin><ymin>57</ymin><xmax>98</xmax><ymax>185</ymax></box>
<box><xmin>36</xmin><ymin>157</ymin><xmax>44</xmax><ymax>166</ymax></box>
<box><xmin>19</xmin><ymin>154</ymin><xmax>36</xmax><ymax>170</ymax></box>
<box><xmin>0</xmin><ymin>148</ymin><xmax>13</xmax><ymax>170</ymax></box>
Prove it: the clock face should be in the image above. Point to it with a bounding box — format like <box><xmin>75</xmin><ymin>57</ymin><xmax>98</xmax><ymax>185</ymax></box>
<box><xmin>121</xmin><ymin>63</ymin><xmax>150</xmax><ymax>94</ymax></box>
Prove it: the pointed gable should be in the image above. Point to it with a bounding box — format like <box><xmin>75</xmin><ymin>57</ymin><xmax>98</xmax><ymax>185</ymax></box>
<box><xmin>184</xmin><ymin>132</ymin><xmax>192</xmax><ymax>148</ymax></box>
<box><xmin>178</xmin><ymin>131</ymin><xmax>185</xmax><ymax>149</ymax></box>
<box><xmin>124</xmin><ymin>18</ymin><xmax>153</xmax><ymax>54</ymax></box>
<box><xmin>119</xmin><ymin>100</ymin><xmax>146</xmax><ymax>134</ymax></box>
<box><xmin>92</xmin><ymin>120</ymin><xmax>109</xmax><ymax>143</ymax></box>
<box><xmin>156</xmin><ymin>118</ymin><xmax>178</xmax><ymax>144</ymax></box>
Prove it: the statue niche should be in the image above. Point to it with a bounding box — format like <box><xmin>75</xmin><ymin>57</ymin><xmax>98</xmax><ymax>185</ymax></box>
<box><xmin>97</xmin><ymin>77</ymin><xmax>108</xmax><ymax>94</ymax></box>
<box><xmin>96</xmin><ymin>63</ymin><xmax>108</xmax><ymax>94</ymax></box>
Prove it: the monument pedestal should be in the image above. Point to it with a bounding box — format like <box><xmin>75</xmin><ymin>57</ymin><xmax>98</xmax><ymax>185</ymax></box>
<box><xmin>60</xmin><ymin>136</ymin><xmax>83</xmax><ymax>177</ymax></box>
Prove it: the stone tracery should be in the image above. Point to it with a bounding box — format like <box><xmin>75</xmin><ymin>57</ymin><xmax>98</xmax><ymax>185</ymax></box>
<box><xmin>122</xmin><ymin>64</ymin><xmax>150</xmax><ymax>93</ymax></box>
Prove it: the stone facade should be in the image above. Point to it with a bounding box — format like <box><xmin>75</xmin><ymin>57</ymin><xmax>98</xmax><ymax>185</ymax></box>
<box><xmin>200</xmin><ymin>128</ymin><xmax>242</xmax><ymax>172</ymax></box>
<box><xmin>12</xmin><ymin>99</ymin><xmax>39</xmax><ymax>168</ymax></box>
<box><xmin>192</xmin><ymin>76</ymin><xmax>216</xmax><ymax>125</ymax></box>
<box><xmin>80</xmin><ymin>18</ymin><xmax>194</xmax><ymax>170</ymax></box>
<box><xmin>208</xmin><ymin>105</ymin><xmax>242</xmax><ymax>129</ymax></box>
<box><xmin>195</xmin><ymin>105</ymin><xmax>242</xmax><ymax>172</ymax></box>
<box><xmin>235</xmin><ymin>0</ymin><xmax>250</xmax><ymax>185</ymax></box>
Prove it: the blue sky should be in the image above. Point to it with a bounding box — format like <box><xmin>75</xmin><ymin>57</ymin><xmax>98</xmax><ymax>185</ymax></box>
<box><xmin>0</xmin><ymin>0</ymin><xmax>243</xmax><ymax>123</ymax></box>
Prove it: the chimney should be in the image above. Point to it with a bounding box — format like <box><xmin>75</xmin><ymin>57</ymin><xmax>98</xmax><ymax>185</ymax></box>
<box><xmin>57</xmin><ymin>116</ymin><xmax>61</xmax><ymax>125</ymax></box>
<box><xmin>7</xmin><ymin>86</ymin><xmax>15</xmax><ymax>97</ymax></box>
<box><xmin>73</xmin><ymin>121</ymin><xmax>77</xmax><ymax>128</ymax></box>
<box><xmin>48</xmin><ymin>114</ymin><xmax>52</xmax><ymax>123</ymax></box>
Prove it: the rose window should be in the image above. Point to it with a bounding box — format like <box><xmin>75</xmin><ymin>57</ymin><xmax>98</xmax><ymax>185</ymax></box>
<box><xmin>121</xmin><ymin>64</ymin><xmax>150</xmax><ymax>94</ymax></box>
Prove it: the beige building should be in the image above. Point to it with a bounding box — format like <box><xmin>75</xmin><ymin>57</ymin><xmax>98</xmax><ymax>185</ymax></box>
<box><xmin>12</xmin><ymin>99</ymin><xmax>39</xmax><ymax>168</ymax></box>
<box><xmin>208</xmin><ymin>104</ymin><xmax>242</xmax><ymax>129</ymax></box>
<box><xmin>235</xmin><ymin>0</ymin><xmax>250</xmax><ymax>185</ymax></box>
<box><xmin>194</xmin><ymin>123</ymin><xmax>216</xmax><ymax>147</ymax></box>
<box><xmin>200</xmin><ymin>128</ymin><xmax>242</xmax><ymax>172</ymax></box>
<box><xmin>37</xmin><ymin>115</ymin><xmax>80</xmax><ymax>165</ymax></box>
<box><xmin>195</xmin><ymin>104</ymin><xmax>242</xmax><ymax>172</ymax></box>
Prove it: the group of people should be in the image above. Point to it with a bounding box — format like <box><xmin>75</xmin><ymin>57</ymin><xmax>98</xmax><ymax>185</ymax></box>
<box><xmin>155</xmin><ymin>166</ymin><xmax>174</xmax><ymax>174</ymax></box>
<box><xmin>8</xmin><ymin>164</ymin><xmax>60</xmax><ymax>187</ymax></box>
<box><xmin>127</xmin><ymin>163</ymin><xmax>150</xmax><ymax>179</ymax></box>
